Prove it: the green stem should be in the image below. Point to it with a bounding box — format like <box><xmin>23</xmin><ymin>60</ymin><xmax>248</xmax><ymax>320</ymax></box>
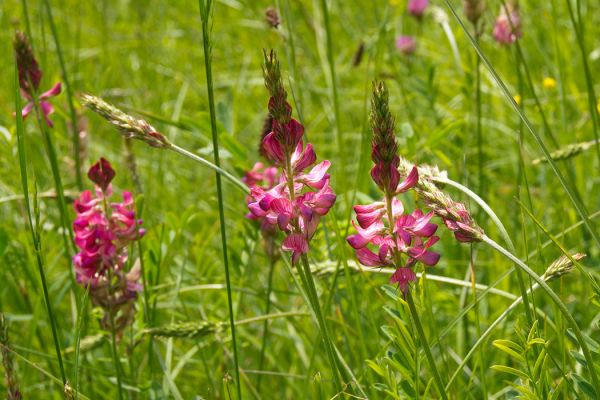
<box><xmin>318</xmin><ymin>0</ymin><xmax>345</xmax><ymax>191</ymax></box>
<box><xmin>14</xmin><ymin>57</ymin><xmax>67</xmax><ymax>389</ymax></box>
<box><xmin>168</xmin><ymin>143</ymin><xmax>249</xmax><ymax>194</ymax></box>
<box><xmin>197</xmin><ymin>1</ymin><xmax>242</xmax><ymax>398</ymax></box>
<box><xmin>406</xmin><ymin>291</ymin><xmax>448</xmax><ymax>400</ymax></box>
<box><xmin>42</xmin><ymin>0</ymin><xmax>83</xmax><ymax>189</ymax></box>
<box><xmin>107</xmin><ymin>306</ymin><xmax>124</xmax><ymax>400</ymax></box>
<box><xmin>299</xmin><ymin>254</ymin><xmax>343</xmax><ymax>391</ymax></box>
<box><xmin>256</xmin><ymin>253</ymin><xmax>276</xmax><ymax>392</ymax></box>
<box><xmin>481</xmin><ymin>235</ymin><xmax>600</xmax><ymax>391</ymax></box>
<box><xmin>565</xmin><ymin>0</ymin><xmax>600</xmax><ymax>166</ymax></box>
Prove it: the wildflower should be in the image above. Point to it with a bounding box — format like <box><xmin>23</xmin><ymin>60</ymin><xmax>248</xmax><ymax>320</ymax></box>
<box><xmin>265</xmin><ymin>7</ymin><xmax>280</xmax><ymax>28</ymax></box>
<box><xmin>73</xmin><ymin>159</ymin><xmax>145</xmax><ymax>333</ymax></box>
<box><xmin>246</xmin><ymin>51</ymin><xmax>336</xmax><ymax>264</ymax></box>
<box><xmin>408</xmin><ymin>0</ymin><xmax>429</xmax><ymax>18</ymax></box>
<box><xmin>462</xmin><ymin>0</ymin><xmax>485</xmax><ymax>25</ymax></box>
<box><xmin>396</xmin><ymin>35</ymin><xmax>417</xmax><ymax>56</ymax></box>
<box><xmin>543</xmin><ymin>77</ymin><xmax>556</xmax><ymax>89</ymax></box>
<box><xmin>347</xmin><ymin>82</ymin><xmax>440</xmax><ymax>293</ymax></box>
<box><xmin>493</xmin><ymin>2</ymin><xmax>522</xmax><ymax>45</ymax></box>
<box><xmin>13</xmin><ymin>31</ymin><xmax>61</xmax><ymax>127</ymax></box>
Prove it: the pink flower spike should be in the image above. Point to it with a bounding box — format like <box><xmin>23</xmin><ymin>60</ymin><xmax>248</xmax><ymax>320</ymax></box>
<box><xmin>396</xmin><ymin>36</ymin><xmax>417</xmax><ymax>56</ymax></box>
<box><xmin>282</xmin><ymin>233</ymin><xmax>308</xmax><ymax>264</ymax></box>
<box><xmin>390</xmin><ymin>267</ymin><xmax>417</xmax><ymax>293</ymax></box>
<box><xmin>408</xmin><ymin>0</ymin><xmax>428</xmax><ymax>17</ymax></box>
<box><xmin>396</xmin><ymin>166</ymin><xmax>419</xmax><ymax>193</ymax></box>
<box><xmin>39</xmin><ymin>82</ymin><xmax>62</xmax><ymax>99</ymax></box>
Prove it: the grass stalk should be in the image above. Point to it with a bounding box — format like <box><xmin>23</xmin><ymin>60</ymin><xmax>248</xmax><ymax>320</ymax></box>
<box><xmin>42</xmin><ymin>0</ymin><xmax>83</xmax><ymax>189</ymax></box>
<box><xmin>197</xmin><ymin>1</ymin><xmax>242</xmax><ymax>398</ymax></box>
<box><xmin>256</xmin><ymin>254</ymin><xmax>276</xmax><ymax>392</ymax></box>
<box><xmin>406</xmin><ymin>291</ymin><xmax>448</xmax><ymax>400</ymax></box>
<box><xmin>14</xmin><ymin>63</ymin><xmax>67</xmax><ymax>388</ymax></box>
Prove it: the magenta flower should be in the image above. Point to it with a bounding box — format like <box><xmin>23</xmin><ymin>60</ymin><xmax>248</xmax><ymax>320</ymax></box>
<box><xmin>493</xmin><ymin>3</ymin><xmax>522</xmax><ymax>45</ymax></box>
<box><xmin>408</xmin><ymin>0</ymin><xmax>428</xmax><ymax>18</ymax></box>
<box><xmin>20</xmin><ymin>82</ymin><xmax>62</xmax><ymax>127</ymax></box>
<box><xmin>347</xmin><ymin>82</ymin><xmax>441</xmax><ymax>293</ymax></box>
<box><xmin>13</xmin><ymin>32</ymin><xmax>61</xmax><ymax>127</ymax></box>
<box><xmin>396</xmin><ymin>35</ymin><xmax>417</xmax><ymax>56</ymax></box>
<box><xmin>246</xmin><ymin>51</ymin><xmax>336</xmax><ymax>264</ymax></box>
<box><xmin>72</xmin><ymin>159</ymin><xmax>144</xmax><ymax>331</ymax></box>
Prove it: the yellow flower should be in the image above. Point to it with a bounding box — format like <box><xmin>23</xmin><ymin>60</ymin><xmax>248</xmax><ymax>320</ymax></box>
<box><xmin>514</xmin><ymin>94</ymin><xmax>521</xmax><ymax>105</ymax></box>
<box><xmin>543</xmin><ymin>77</ymin><xmax>556</xmax><ymax>89</ymax></box>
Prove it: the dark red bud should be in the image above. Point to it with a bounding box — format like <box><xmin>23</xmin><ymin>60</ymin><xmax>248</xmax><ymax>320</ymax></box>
<box><xmin>88</xmin><ymin>158</ymin><xmax>115</xmax><ymax>191</ymax></box>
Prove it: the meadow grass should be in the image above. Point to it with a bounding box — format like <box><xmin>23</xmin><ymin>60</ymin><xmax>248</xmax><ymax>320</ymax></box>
<box><xmin>1</xmin><ymin>0</ymin><xmax>599</xmax><ymax>398</ymax></box>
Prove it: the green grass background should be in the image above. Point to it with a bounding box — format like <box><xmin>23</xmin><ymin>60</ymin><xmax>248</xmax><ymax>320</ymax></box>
<box><xmin>0</xmin><ymin>0</ymin><xmax>599</xmax><ymax>398</ymax></box>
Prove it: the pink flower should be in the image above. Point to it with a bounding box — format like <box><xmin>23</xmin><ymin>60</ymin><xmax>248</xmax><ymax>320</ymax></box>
<box><xmin>396</xmin><ymin>36</ymin><xmax>417</xmax><ymax>56</ymax></box>
<box><xmin>72</xmin><ymin>160</ymin><xmax>144</xmax><ymax>288</ymax></box>
<box><xmin>493</xmin><ymin>3</ymin><xmax>522</xmax><ymax>45</ymax></box>
<box><xmin>246</xmin><ymin>59</ymin><xmax>336</xmax><ymax>264</ymax></box>
<box><xmin>20</xmin><ymin>82</ymin><xmax>62</xmax><ymax>127</ymax></box>
<box><xmin>408</xmin><ymin>0</ymin><xmax>428</xmax><ymax>18</ymax></box>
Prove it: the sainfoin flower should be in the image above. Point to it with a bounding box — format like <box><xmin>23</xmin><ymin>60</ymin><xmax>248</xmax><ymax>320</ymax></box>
<box><xmin>245</xmin><ymin>50</ymin><xmax>336</xmax><ymax>264</ymax></box>
<box><xmin>13</xmin><ymin>31</ymin><xmax>61</xmax><ymax>127</ymax></box>
<box><xmin>396</xmin><ymin>35</ymin><xmax>417</xmax><ymax>56</ymax></box>
<box><xmin>73</xmin><ymin>158</ymin><xmax>145</xmax><ymax>332</ymax></box>
<box><xmin>493</xmin><ymin>2</ymin><xmax>522</xmax><ymax>45</ymax></box>
<box><xmin>347</xmin><ymin>82</ymin><xmax>440</xmax><ymax>293</ymax></box>
<box><xmin>408</xmin><ymin>0</ymin><xmax>428</xmax><ymax>18</ymax></box>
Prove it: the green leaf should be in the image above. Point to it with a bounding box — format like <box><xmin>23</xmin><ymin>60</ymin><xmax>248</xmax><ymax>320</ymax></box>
<box><xmin>493</xmin><ymin>340</ymin><xmax>526</xmax><ymax>361</ymax></box>
<box><xmin>491</xmin><ymin>365</ymin><xmax>531</xmax><ymax>381</ymax></box>
<box><xmin>572</xmin><ymin>373</ymin><xmax>597</xmax><ymax>399</ymax></box>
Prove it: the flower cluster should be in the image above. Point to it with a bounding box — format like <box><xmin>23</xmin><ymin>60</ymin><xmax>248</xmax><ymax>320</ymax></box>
<box><xmin>347</xmin><ymin>173</ymin><xmax>440</xmax><ymax>292</ymax></box>
<box><xmin>347</xmin><ymin>82</ymin><xmax>441</xmax><ymax>293</ymax></box>
<box><xmin>493</xmin><ymin>2</ymin><xmax>522</xmax><ymax>45</ymax></box>
<box><xmin>73</xmin><ymin>158</ymin><xmax>145</xmax><ymax>332</ymax></box>
<box><xmin>13</xmin><ymin>31</ymin><xmax>61</xmax><ymax>127</ymax></box>
<box><xmin>245</xmin><ymin>51</ymin><xmax>336</xmax><ymax>264</ymax></box>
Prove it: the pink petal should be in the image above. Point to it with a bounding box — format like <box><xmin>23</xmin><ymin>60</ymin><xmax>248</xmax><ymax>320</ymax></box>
<box><xmin>347</xmin><ymin>234</ymin><xmax>370</xmax><ymax>249</ymax></box>
<box><xmin>298</xmin><ymin>160</ymin><xmax>331</xmax><ymax>188</ymax></box>
<box><xmin>292</xmin><ymin>143</ymin><xmax>316</xmax><ymax>173</ymax></box>
<box><xmin>21</xmin><ymin>102</ymin><xmax>34</xmax><ymax>118</ymax></box>
<box><xmin>39</xmin><ymin>82</ymin><xmax>62</xmax><ymax>99</ymax></box>
<box><xmin>40</xmin><ymin>101</ymin><xmax>55</xmax><ymax>127</ymax></box>
<box><xmin>353</xmin><ymin>202</ymin><xmax>384</xmax><ymax>214</ymax></box>
<box><xmin>355</xmin><ymin>247</ymin><xmax>384</xmax><ymax>267</ymax></box>
<box><xmin>396</xmin><ymin>166</ymin><xmax>419</xmax><ymax>193</ymax></box>
<box><xmin>390</xmin><ymin>267</ymin><xmax>416</xmax><ymax>293</ymax></box>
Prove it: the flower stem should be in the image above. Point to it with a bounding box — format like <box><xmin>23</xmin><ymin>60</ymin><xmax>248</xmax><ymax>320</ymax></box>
<box><xmin>406</xmin><ymin>291</ymin><xmax>448</xmax><ymax>400</ymax></box>
<box><xmin>299</xmin><ymin>254</ymin><xmax>343</xmax><ymax>391</ymax></box>
<box><xmin>481</xmin><ymin>235</ymin><xmax>600</xmax><ymax>391</ymax></box>
<box><xmin>256</xmin><ymin>253</ymin><xmax>276</xmax><ymax>392</ymax></box>
<box><xmin>108</xmin><ymin>308</ymin><xmax>124</xmax><ymax>400</ymax></box>
<box><xmin>197</xmin><ymin>1</ymin><xmax>242</xmax><ymax>398</ymax></box>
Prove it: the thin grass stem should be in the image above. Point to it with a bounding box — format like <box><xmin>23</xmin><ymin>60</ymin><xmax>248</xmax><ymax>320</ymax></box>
<box><xmin>197</xmin><ymin>1</ymin><xmax>242</xmax><ymax>397</ymax></box>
